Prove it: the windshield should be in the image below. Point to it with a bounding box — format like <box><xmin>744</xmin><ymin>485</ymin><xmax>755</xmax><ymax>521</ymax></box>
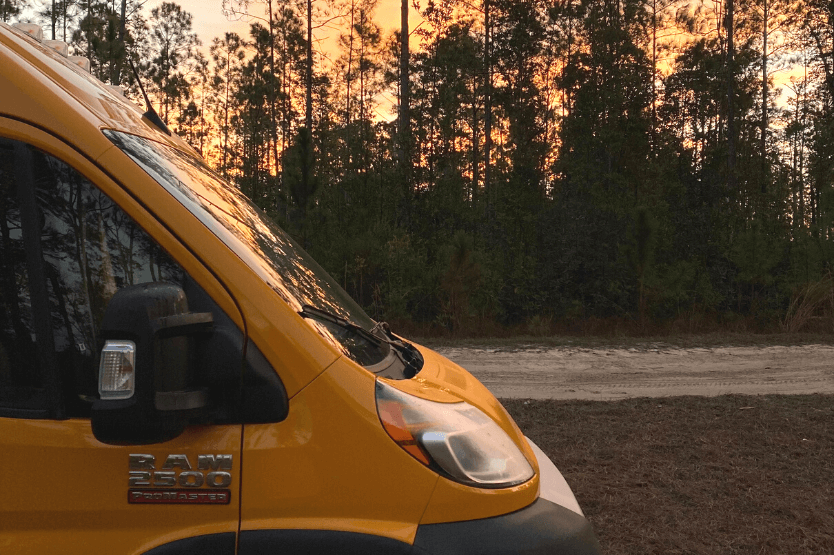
<box><xmin>104</xmin><ymin>130</ymin><xmax>387</xmax><ymax>366</ymax></box>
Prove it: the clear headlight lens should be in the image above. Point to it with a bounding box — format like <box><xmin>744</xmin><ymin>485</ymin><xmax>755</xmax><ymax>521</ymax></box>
<box><xmin>375</xmin><ymin>380</ymin><xmax>534</xmax><ymax>488</ymax></box>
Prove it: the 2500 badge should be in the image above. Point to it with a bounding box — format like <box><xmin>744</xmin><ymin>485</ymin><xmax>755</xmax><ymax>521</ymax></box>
<box><xmin>128</xmin><ymin>453</ymin><xmax>233</xmax><ymax>505</ymax></box>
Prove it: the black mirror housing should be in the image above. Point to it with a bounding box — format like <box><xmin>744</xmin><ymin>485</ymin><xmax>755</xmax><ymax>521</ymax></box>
<box><xmin>91</xmin><ymin>282</ymin><xmax>213</xmax><ymax>445</ymax></box>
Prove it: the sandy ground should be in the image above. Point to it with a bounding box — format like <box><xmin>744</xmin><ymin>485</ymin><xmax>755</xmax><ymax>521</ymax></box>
<box><xmin>433</xmin><ymin>344</ymin><xmax>834</xmax><ymax>400</ymax></box>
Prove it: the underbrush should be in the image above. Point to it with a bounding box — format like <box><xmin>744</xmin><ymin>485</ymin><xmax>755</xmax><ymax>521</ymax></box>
<box><xmin>390</xmin><ymin>310</ymin><xmax>834</xmax><ymax>342</ymax></box>
<box><xmin>410</xmin><ymin>330</ymin><xmax>834</xmax><ymax>350</ymax></box>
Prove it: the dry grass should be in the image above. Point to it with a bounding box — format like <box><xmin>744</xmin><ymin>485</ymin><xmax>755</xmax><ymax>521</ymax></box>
<box><xmin>783</xmin><ymin>275</ymin><xmax>834</xmax><ymax>333</ymax></box>
<box><xmin>503</xmin><ymin>395</ymin><xmax>834</xmax><ymax>555</ymax></box>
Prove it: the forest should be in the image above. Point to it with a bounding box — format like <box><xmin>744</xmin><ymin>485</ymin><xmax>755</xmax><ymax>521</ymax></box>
<box><xmin>3</xmin><ymin>0</ymin><xmax>834</xmax><ymax>336</ymax></box>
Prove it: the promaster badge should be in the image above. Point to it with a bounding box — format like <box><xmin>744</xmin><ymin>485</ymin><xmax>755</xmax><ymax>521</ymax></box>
<box><xmin>128</xmin><ymin>453</ymin><xmax>233</xmax><ymax>504</ymax></box>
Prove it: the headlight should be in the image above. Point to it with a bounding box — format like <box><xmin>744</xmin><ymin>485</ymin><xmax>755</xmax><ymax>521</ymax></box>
<box><xmin>375</xmin><ymin>380</ymin><xmax>534</xmax><ymax>488</ymax></box>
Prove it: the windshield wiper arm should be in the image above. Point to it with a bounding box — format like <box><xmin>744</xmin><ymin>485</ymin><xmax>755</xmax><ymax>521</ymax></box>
<box><xmin>298</xmin><ymin>305</ymin><xmax>382</xmax><ymax>345</ymax></box>
<box><xmin>299</xmin><ymin>305</ymin><xmax>423</xmax><ymax>378</ymax></box>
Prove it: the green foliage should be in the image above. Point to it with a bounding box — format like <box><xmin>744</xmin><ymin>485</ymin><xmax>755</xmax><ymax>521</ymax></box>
<box><xmin>380</xmin><ymin>233</ymin><xmax>432</xmax><ymax>321</ymax></box>
<box><xmin>55</xmin><ymin>0</ymin><xmax>834</xmax><ymax>334</ymax></box>
<box><xmin>730</xmin><ymin>222</ymin><xmax>783</xmax><ymax>288</ymax></box>
<box><xmin>438</xmin><ymin>231</ymin><xmax>481</xmax><ymax>331</ymax></box>
<box><xmin>144</xmin><ymin>2</ymin><xmax>201</xmax><ymax>125</ymax></box>
<box><xmin>654</xmin><ymin>259</ymin><xmax>721</xmax><ymax>318</ymax></box>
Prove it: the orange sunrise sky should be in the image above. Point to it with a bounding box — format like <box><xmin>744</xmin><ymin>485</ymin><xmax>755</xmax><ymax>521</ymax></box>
<box><xmin>145</xmin><ymin>0</ymin><xmax>420</xmax><ymax>53</ymax></box>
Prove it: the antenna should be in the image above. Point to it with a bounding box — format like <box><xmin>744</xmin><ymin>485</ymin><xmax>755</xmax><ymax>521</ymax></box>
<box><xmin>126</xmin><ymin>55</ymin><xmax>172</xmax><ymax>136</ymax></box>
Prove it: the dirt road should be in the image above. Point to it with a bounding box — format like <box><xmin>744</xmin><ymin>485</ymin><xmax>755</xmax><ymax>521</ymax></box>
<box><xmin>433</xmin><ymin>344</ymin><xmax>834</xmax><ymax>400</ymax></box>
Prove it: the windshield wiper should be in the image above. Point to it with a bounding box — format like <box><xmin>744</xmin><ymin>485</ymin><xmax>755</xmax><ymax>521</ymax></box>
<box><xmin>298</xmin><ymin>305</ymin><xmax>423</xmax><ymax>378</ymax></box>
<box><xmin>298</xmin><ymin>305</ymin><xmax>383</xmax><ymax>346</ymax></box>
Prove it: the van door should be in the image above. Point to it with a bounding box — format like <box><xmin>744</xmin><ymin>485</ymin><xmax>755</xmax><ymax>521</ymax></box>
<box><xmin>0</xmin><ymin>134</ymin><xmax>242</xmax><ymax>555</ymax></box>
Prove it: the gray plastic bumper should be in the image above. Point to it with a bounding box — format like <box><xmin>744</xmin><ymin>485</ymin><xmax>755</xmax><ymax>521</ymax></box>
<box><xmin>413</xmin><ymin>497</ymin><xmax>602</xmax><ymax>555</ymax></box>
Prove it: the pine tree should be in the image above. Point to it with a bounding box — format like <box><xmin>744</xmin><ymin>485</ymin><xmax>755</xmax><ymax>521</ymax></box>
<box><xmin>145</xmin><ymin>2</ymin><xmax>200</xmax><ymax>126</ymax></box>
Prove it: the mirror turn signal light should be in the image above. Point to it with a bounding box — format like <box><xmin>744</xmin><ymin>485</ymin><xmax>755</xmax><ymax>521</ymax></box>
<box><xmin>99</xmin><ymin>340</ymin><xmax>136</xmax><ymax>399</ymax></box>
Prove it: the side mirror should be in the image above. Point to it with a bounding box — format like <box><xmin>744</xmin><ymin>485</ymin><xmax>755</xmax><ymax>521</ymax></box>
<box><xmin>91</xmin><ymin>282</ymin><xmax>213</xmax><ymax>445</ymax></box>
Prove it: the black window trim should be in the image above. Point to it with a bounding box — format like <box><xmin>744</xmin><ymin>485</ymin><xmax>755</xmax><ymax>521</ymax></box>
<box><xmin>0</xmin><ymin>136</ymin><xmax>64</xmax><ymax>419</ymax></box>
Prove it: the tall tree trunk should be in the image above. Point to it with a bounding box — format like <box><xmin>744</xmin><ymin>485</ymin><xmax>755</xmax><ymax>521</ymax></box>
<box><xmin>87</xmin><ymin>0</ymin><xmax>93</xmax><ymax>62</ymax></box>
<box><xmin>281</xmin><ymin>31</ymin><xmax>289</xmax><ymax>159</ymax></box>
<box><xmin>650</xmin><ymin>0</ymin><xmax>657</xmax><ymax>151</ymax></box>
<box><xmin>725</xmin><ymin>0</ymin><xmax>736</xmax><ymax>192</ymax></box>
<box><xmin>306</xmin><ymin>0</ymin><xmax>313</xmax><ymax>133</ymax></box>
<box><xmin>301</xmin><ymin>0</ymin><xmax>314</xmax><ymax>235</ymax></box>
<box><xmin>268</xmin><ymin>0</ymin><xmax>279</xmax><ymax>179</ymax></box>
<box><xmin>346</xmin><ymin>0</ymin><xmax>354</xmax><ymax>127</ymax></box>
<box><xmin>797</xmin><ymin>64</ymin><xmax>808</xmax><ymax>228</ymax></box>
<box><xmin>359</xmin><ymin>8</ymin><xmax>365</xmax><ymax>126</ymax></box>
<box><xmin>472</xmin><ymin>72</ymin><xmax>479</xmax><ymax>207</ymax></box>
<box><xmin>110</xmin><ymin>0</ymin><xmax>127</xmax><ymax>85</ymax></box>
<box><xmin>484</xmin><ymin>0</ymin><xmax>492</xmax><ymax>213</ymax></box>
<box><xmin>223</xmin><ymin>49</ymin><xmax>230</xmax><ymax>175</ymax></box>
<box><xmin>398</xmin><ymin>0</ymin><xmax>410</xmax><ymax>176</ymax></box>
<box><xmin>761</xmin><ymin>0</ymin><xmax>768</xmax><ymax>193</ymax></box>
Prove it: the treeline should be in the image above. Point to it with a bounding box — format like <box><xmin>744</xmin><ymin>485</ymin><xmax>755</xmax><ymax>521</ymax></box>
<box><xmin>5</xmin><ymin>0</ymin><xmax>834</xmax><ymax>335</ymax></box>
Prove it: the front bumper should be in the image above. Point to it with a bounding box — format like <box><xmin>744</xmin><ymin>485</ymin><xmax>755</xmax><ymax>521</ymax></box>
<box><xmin>412</xmin><ymin>435</ymin><xmax>601</xmax><ymax>554</ymax></box>
<box><xmin>413</xmin><ymin>497</ymin><xmax>601</xmax><ymax>554</ymax></box>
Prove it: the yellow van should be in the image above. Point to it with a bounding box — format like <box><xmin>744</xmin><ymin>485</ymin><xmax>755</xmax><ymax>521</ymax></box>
<box><xmin>0</xmin><ymin>21</ymin><xmax>601</xmax><ymax>554</ymax></box>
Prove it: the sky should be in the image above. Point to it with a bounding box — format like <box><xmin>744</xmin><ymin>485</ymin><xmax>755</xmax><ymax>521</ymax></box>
<box><xmin>143</xmin><ymin>0</ymin><xmax>419</xmax><ymax>119</ymax></box>
<box><xmin>144</xmin><ymin>0</ymin><xmax>416</xmax><ymax>52</ymax></box>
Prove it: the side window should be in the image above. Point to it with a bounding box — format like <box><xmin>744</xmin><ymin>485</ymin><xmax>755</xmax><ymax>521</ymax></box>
<box><xmin>0</xmin><ymin>138</ymin><xmax>184</xmax><ymax>417</ymax></box>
